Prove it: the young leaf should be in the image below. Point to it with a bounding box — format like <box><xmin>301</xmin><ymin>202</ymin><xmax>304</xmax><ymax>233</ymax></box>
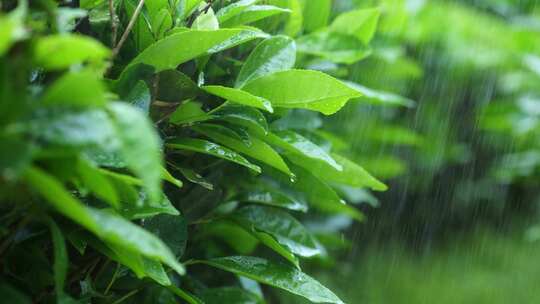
<box><xmin>330</xmin><ymin>8</ymin><xmax>380</xmax><ymax>44</ymax></box>
<box><xmin>33</xmin><ymin>34</ymin><xmax>110</xmax><ymax>70</ymax></box>
<box><xmin>242</xmin><ymin>69</ymin><xmax>362</xmax><ymax>115</ymax></box>
<box><xmin>193</xmin><ymin>124</ymin><xmax>292</xmax><ymax>177</ymax></box>
<box><xmin>194</xmin><ymin>256</ymin><xmax>344</xmax><ymax>304</ymax></box>
<box><xmin>162</xmin><ymin>166</ymin><xmax>183</xmax><ymax>188</ymax></box>
<box><xmin>236</xmin><ymin>35</ymin><xmax>296</xmax><ymax>88</ymax></box>
<box><xmin>107</xmin><ymin>102</ymin><xmax>163</xmax><ymax>203</ymax></box>
<box><xmin>126</xmin><ymin>29</ymin><xmax>243</xmax><ymax>72</ymax></box>
<box><xmin>202</xmin><ymin>85</ymin><xmax>273</xmax><ymax>112</ymax></box>
<box><xmin>166</xmin><ymin>137</ymin><xmax>261</xmax><ymax>173</ymax></box>
<box><xmin>41</xmin><ymin>70</ymin><xmax>107</xmax><ymax>107</ymax></box>
<box><xmin>176</xmin><ymin>166</ymin><xmax>214</xmax><ymax>190</ymax></box>
<box><xmin>192</xmin><ymin>6</ymin><xmax>219</xmax><ymax>30</ymax></box>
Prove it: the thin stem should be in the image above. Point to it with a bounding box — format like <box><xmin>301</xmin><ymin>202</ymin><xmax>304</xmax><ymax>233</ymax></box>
<box><xmin>112</xmin><ymin>0</ymin><xmax>145</xmax><ymax>57</ymax></box>
<box><xmin>111</xmin><ymin>289</ymin><xmax>139</xmax><ymax>304</ymax></box>
<box><xmin>109</xmin><ymin>0</ymin><xmax>118</xmax><ymax>47</ymax></box>
<box><xmin>104</xmin><ymin>263</ymin><xmax>120</xmax><ymax>295</ymax></box>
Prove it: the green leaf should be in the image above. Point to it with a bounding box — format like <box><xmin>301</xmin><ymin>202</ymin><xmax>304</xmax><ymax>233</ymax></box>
<box><xmin>322</xmin><ymin>153</ymin><xmax>387</xmax><ymax>191</ymax></box>
<box><xmin>330</xmin><ymin>8</ymin><xmax>380</xmax><ymax>44</ymax></box>
<box><xmin>195</xmin><ymin>256</ymin><xmax>344</xmax><ymax>304</ymax></box>
<box><xmin>236</xmin><ymin>35</ymin><xmax>296</xmax><ymax>88</ymax></box>
<box><xmin>297</xmin><ymin>31</ymin><xmax>372</xmax><ymax>64</ymax></box>
<box><xmin>126</xmin><ymin>81</ymin><xmax>151</xmax><ymax>113</ymax></box>
<box><xmin>28</xmin><ymin>109</ymin><xmax>118</xmax><ymax>150</ymax></box>
<box><xmin>120</xmin><ymin>193</ymin><xmax>180</xmax><ymax>219</ymax></box>
<box><xmin>302</xmin><ymin>0</ymin><xmax>331</xmax><ymax>32</ymax></box>
<box><xmin>265</xmin><ymin>130</ymin><xmax>341</xmax><ymax>171</ymax></box>
<box><xmin>162</xmin><ymin>166</ymin><xmax>183</xmax><ymax>188</ymax></box>
<box><xmin>177</xmin><ymin>166</ymin><xmax>214</xmax><ymax>190</ymax></box>
<box><xmin>33</xmin><ymin>34</ymin><xmax>110</xmax><ymax>70</ymax></box>
<box><xmin>124</xmin><ymin>0</ymin><xmax>155</xmax><ymax>51</ymax></box>
<box><xmin>198</xmin><ymin>287</ymin><xmax>264</xmax><ymax>304</ymax></box>
<box><xmin>76</xmin><ymin>157</ymin><xmax>120</xmax><ymax>208</ymax></box>
<box><xmin>206</xmin><ymin>26</ymin><xmax>270</xmax><ymax>54</ymax></box>
<box><xmin>211</xmin><ymin>104</ymin><xmax>269</xmax><ymax>135</ymax></box>
<box><xmin>193</xmin><ymin>124</ymin><xmax>292</xmax><ymax>177</ymax></box>
<box><xmin>107</xmin><ymin>102</ymin><xmax>163</xmax><ymax>203</ymax></box>
<box><xmin>192</xmin><ymin>6</ymin><xmax>219</xmax><ymax>30</ymax></box>
<box><xmin>151</xmin><ymin>8</ymin><xmax>173</xmax><ymax>39</ymax></box>
<box><xmin>243</xmin><ymin>69</ymin><xmax>361</xmax><ymax>115</ymax></box>
<box><xmin>169</xmin><ymin>100</ymin><xmax>212</xmax><ymax>125</ymax></box>
<box><xmin>24</xmin><ymin>167</ymin><xmax>186</xmax><ymax>278</ymax></box>
<box><xmin>232</xmin><ymin>205</ymin><xmax>321</xmax><ymax>260</ymax></box>
<box><xmin>143</xmin><ymin>214</ymin><xmax>187</xmax><ymax>257</ymax></box>
<box><xmin>202</xmin><ymin>85</ymin><xmax>273</xmax><ymax>112</ymax></box>
<box><xmin>221</xmin><ymin>5</ymin><xmax>291</xmax><ymax>27</ymax></box>
<box><xmin>157</xmin><ymin>70</ymin><xmax>200</xmax><ymax>102</ymax></box>
<box><xmin>126</xmin><ymin>29</ymin><xmax>242</xmax><ymax>72</ymax></box>
<box><xmin>344</xmin><ymin>81</ymin><xmax>415</xmax><ymax>107</ymax></box>
<box><xmin>283</xmin><ymin>165</ymin><xmax>365</xmax><ymax>221</ymax></box>
<box><xmin>236</xmin><ymin>189</ymin><xmax>308</xmax><ymax>212</ymax></box>
<box><xmin>166</xmin><ymin>137</ymin><xmax>261</xmax><ymax>173</ymax></box>
<box><xmin>41</xmin><ymin>70</ymin><xmax>107</xmax><ymax>107</ymax></box>
<box><xmin>0</xmin><ymin>1</ymin><xmax>27</xmax><ymax>56</ymax></box>
<box><xmin>216</xmin><ymin>0</ymin><xmax>258</xmax><ymax>24</ymax></box>
<box><xmin>46</xmin><ymin>218</ymin><xmax>69</xmax><ymax>298</ymax></box>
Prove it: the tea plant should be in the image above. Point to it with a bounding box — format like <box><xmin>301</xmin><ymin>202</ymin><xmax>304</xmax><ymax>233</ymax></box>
<box><xmin>0</xmin><ymin>1</ymin><xmax>399</xmax><ymax>303</ymax></box>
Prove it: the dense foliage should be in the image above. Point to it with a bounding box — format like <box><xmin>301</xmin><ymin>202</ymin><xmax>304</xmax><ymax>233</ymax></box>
<box><xmin>0</xmin><ymin>0</ymin><xmax>407</xmax><ymax>303</ymax></box>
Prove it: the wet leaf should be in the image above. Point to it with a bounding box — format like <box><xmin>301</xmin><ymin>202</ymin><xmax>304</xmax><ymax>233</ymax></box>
<box><xmin>195</xmin><ymin>256</ymin><xmax>344</xmax><ymax>304</ymax></box>
<box><xmin>232</xmin><ymin>205</ymin><xmax>321</xmax><ymax>260</ymax></box>
<box><xmin>167</xmin><ymin>137</ymin><xmax>261</xmax><ymax>173</ymax></box>
<box><xmin>202</xmin><ymin>85</ymin><xmax>273</xmax><ymax>112</ymax></box>
<box><xmin>193</xmin><ymin>124</ymin><xmax>292</xmax><ymax>177</ymax></box>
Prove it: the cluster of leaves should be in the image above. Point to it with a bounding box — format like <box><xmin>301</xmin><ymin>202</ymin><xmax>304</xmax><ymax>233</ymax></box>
<box><xmin>0</xmin><ymin>0</ymin><xmax>402</xmax><ymax>303</ymax></box>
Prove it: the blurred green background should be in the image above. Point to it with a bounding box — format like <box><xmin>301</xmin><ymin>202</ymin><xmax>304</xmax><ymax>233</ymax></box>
<box><xmin>293</xmin><ymin>0</ymin><xmax>540</xmax><ymax>302</ymax></box>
